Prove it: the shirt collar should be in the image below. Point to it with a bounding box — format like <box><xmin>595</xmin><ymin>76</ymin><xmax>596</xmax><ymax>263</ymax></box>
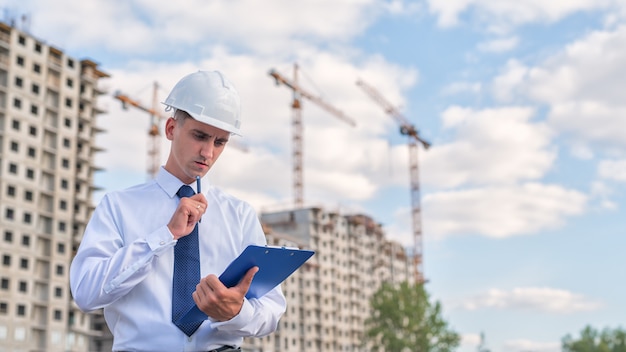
<box><xmin>156</xmin><ymin>167</ymin><xmax>188</xmax><ymax>198</ymax></box>
<box><xmin>155</xmin><ymin>167</ymin><xmax>207</xmax><ymax>198</ymax></box>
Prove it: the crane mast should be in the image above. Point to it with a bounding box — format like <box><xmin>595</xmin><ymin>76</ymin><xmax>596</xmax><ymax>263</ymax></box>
<box><xmin>269</xmin><ymin>63</ymin><xmax>356</xmax><ymax>207</ymax></box>
<box><xmin>114</xmin><ymin>82</ymin><xmax>165</xmax><ymax>179</ymax></box>
<box><xmin>356</xmin><ymin>78</ymin><xmax>430</xmax><ymax>284</ymax></box>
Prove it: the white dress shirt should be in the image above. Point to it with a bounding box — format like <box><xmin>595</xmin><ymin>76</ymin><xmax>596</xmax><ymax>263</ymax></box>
<box><xmin>70</xmin><ymin>167</ymin><xmax>286</xmax><ymax>352</ymax></box>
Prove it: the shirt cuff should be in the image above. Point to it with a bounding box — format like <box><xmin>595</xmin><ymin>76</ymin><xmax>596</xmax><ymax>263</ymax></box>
<box><xmin>210</xmin><ymin>299</ymin><xmax>254</xmax><ymax>331</ymax></box>
<box><xmin>146</xmin><ymin>226</ymin><xmax>176</xmax><ymax>255</ymax></box>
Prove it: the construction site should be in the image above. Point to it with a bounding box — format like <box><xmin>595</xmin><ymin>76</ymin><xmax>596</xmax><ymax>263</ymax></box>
<box><xmin>0</xmin><ymin>19</ymin><xmax>431</xmax><ymax>352</ymax></box>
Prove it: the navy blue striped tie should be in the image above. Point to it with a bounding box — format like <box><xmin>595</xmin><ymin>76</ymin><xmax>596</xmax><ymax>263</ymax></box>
<box><xmin>172</xmin><ymin>185</ymin><xmax>202</xmax><ymax>336</ymax></box>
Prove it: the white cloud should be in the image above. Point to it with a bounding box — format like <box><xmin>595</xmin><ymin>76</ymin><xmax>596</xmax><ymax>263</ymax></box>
<box><xmin>460</xmin><ymin>333</ymin><xmax>482</xmax><ymax>349</ymax></box>
<box><xmin>477</xmin><ymin>36</ymin><xmax>519</xmax><ymax>53</ymax></box>
<box><xmin>20</xmin><ymin>1</ymin><xmax>158</xmax><ymax>54</ymax></box>
<box><xmin>384</xmin><ymin>0</ymin><xmax>423</xmax><ymax>16</ymax></box>
<box><xmin>459</xmin><ymin>287</ymin><xmax>603</xmax><ymax>313</ymax></box>
<box><xmin>503</xmin><ymin>339</ymin><xmax>561</xmax><ymax>352</ymax></box>
<box><xmin>527</xmin><ymin>25</ymin><xmax>626</xmax><ymax>106</ymax></box>
<box><xmin>383</xmin><ymin>206</ymin><xmax>413</xmax><ymax>247</ymax></box>
<box><xmin>307</xmin><ymin>161</ymin><xmax>380</xmax><ymax>203</ymax></box>
<box><xmin>491</xmin><ymin>25</ymin><xmax>626</xmax><ymax>153</ymax></box>
<box><xmin>18</xmin><ymin>0</ymin><xmax>383</xmax><ymax>57</ymax></box>
<box><xmin>568</xmin><ymin>143</ymin><xmax>595</xmax><ymax>160</ymax></box>
<box><xmin>423</xmin><ymin>183</ymin><xmax>587</xmax><ymax>239</ymax></box>
<box><xmin>425</xmin><ymin>106</ymin><xmax>555</xmax><ymax>189</ymax></box>
<box><xmin>589</xmin><ymin>181</ymin><xmax>618</xmax><ymax>210</ymax></box>
<box><xmin>548</xmin><ymin>101</ymin><xmax>626</xmax><ymax>150</ymax></box>
<box><xmin>427</xmin><ymin>0</ymin><xmax>616</xmax><ymax>30</ymax></box>
<box><xmin>461</xmin><ymin>334</ymin><xmax>561</xmax><ymax>352</ymax></box>
<box><xmin>604</xmin><ymin>5</ymin><xmax>626</xmax><ymax>27</ymax></box>
<box><xmin>598</xmin><ymin>159</ymin><xmax>626</xmax><ymax>182</ymax></box>
<box><xmin>492</xmin><ymin>59</ymin><xmax>530</xmax><ymax>102</ymax></box>
<box><xmin>442</xmin><ymin>81</ymin><xmax>482</xmax><ymax>96</ymax></box>
<box><xmin>426</xmin><ymin>0</ymin><xmax>473</xmax><ymax>27</ymax></box>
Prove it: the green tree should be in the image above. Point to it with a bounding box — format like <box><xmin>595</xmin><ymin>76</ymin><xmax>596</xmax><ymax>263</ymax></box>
<box><xmin>562</xmin><ymin>325</ymin><xmax>626</xmax><ymax>352</ymax></box>
<box><xmin>365</xmin><ymin>281</ymin><xmax>460</xmax><ymax>352</ymax></box>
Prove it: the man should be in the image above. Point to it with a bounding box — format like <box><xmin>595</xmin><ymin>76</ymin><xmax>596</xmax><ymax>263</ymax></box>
<box><xmin>70</xmin><ymin>71</ymin><xmax>286</xmax><ymax>352</ymax></box>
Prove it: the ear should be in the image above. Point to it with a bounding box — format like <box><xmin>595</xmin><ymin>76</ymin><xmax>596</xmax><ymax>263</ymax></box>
<box><xmin>164</xmin><ymin>117</ymin><xmax>176</xmax><ymax>140</ymax></box>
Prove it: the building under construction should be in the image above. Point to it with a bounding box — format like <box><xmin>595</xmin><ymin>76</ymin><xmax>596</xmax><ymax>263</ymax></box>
<box><xmin>0</xmin><ymin>20</ymin><xmax>110</xmax><ymax>351</ymax></box>
<box><xmin>243</xmin><ymin>208</ymin><xmax>412</xmax><ymax>352</ymax></box>
<box><xmin>0</xmin><ymin>20</ymin><xmax>414</xmax><ymax>352</ymax></box>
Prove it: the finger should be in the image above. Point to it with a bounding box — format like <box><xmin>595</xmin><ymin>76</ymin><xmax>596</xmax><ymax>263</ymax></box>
<box><xmin>168</xmin><ymin>202</ymin><xmax>199</xmax><ymax>238</ymax></box>
<box><xmin>192</xmin><ymin>284</ymin><xmax>211</xmax><ymax>308</ymax></box>
<box><xmin>190</xmin><ymin>193</ymin><xmax>208</xmax><ymax>206</ymax></box>
<box><xmin>196</xmin><ymin>277</ymin><xmax>214</xmax><ymax>299</ymax></box>
<box><xmin>178</xmin><ymin>199</ymin><xmax>203</xmax><ymax>224</ymax></box>
<box><xmin>236</xmin><ymin>266</ymin><xmax>259</xmax><ymax>293</ymax></box>
<box><xmin>192</xmin><ymin>290</ymin><xmax>200</xmax><ymax>305</ymax></box>
<box><xmin>177</xmin><ymin>199</ymin><xmax>196</xmax><ymax>218</ymax></box>
<box><xmin>195</xmin><ymin>279</ymin><xmax>207</xmax><ymax>296</ymax></box>
<box><xmin>203</xmin><ymin>275</ymin><xmax>222</xmax><ymax>291</ymax></box>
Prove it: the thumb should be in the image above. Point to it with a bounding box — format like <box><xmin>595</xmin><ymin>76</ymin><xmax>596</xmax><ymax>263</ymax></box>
<box><xmin>236</xmin><ymin>266</ymin><xmax>259</xmax><ymax>293</ymax></box>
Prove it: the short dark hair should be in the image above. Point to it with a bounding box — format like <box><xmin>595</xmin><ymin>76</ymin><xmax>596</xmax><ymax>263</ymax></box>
<box><xmin>173</xmin><ymin>109</ymin><xmax>192</xmax><ymax>125</ymax></box>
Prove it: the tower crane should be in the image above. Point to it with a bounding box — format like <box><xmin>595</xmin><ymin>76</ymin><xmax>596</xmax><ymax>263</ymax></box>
<box><xmin>269</xmin><ymin>63</ymin><xmax>356</xmax><ymax>208</ymax></box>
<box><xmin>356</xmin><ymin>78</ymin><xmax>431</xmax><ymax>284</ymax></box>
<box><xmin>114</xmin><ymin>82</ymin><xmax>164</xmax><ymax>180</ymax></box>
<box><xmin>114</xmin><ymin>82</ymin><xmax>249</xmax><ymax>180</ymax></box>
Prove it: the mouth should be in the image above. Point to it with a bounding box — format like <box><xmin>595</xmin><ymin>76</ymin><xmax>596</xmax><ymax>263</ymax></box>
<box><xmin>195</xmin><ymin>160</ymin><xmax>209</xmax><ymax>169</ymax></box>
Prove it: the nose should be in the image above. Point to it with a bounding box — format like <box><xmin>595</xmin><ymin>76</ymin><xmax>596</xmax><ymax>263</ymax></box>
<box><xmin>199</xmin><ymin>141</ymin><xmax>214</xmax><ymax>160</ymax></box>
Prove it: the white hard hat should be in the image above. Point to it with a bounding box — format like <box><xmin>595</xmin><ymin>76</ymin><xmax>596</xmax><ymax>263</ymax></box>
<box><xmin>162</xmin><ymin>70</ymin><xmax>242</xmax><ymax>135</ymax></box>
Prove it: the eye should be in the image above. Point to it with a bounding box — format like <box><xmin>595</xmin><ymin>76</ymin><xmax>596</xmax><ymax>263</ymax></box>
<box><xmin>193</xmin><ymin>132</ymin><xmax>208</xmax><ymax>140</ymax></box>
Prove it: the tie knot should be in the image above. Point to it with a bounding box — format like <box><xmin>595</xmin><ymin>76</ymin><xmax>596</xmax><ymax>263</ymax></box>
<box><xmin>177</xmin><ymin>185</ymin><xmax>195</xmax><ymax>198</ymax></box>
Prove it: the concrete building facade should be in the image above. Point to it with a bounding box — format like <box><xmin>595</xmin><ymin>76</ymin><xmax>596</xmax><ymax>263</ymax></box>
<box><xmin>0</xmin><ymin>21</ymin><xmax>109</xmax><ymax>352</ymax></box>
<box><xmin>243</xmin><ymin>207</ymin><xmax>412</xmax><ymax>352</ymax></box>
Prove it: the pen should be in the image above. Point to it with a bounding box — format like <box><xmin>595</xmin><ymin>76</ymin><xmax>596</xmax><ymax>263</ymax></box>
<box><xmin>196</xmin><ymin>176</ymin><xmax>202</xmax><ymax>223</ymax></box>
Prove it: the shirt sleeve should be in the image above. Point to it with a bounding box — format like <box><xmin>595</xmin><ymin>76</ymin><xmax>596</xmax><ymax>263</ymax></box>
<box><xmin>69</xmin><ymin>194</ymin><xmax>176</xmax><ymax>312</ymax></box>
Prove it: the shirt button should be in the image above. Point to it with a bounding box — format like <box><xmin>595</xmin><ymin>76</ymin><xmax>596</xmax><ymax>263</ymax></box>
<box><xmin>188</xmin><ymin>336</ymin><xmax>192</xmax><ymax>342</ymax></box>
<box><xmin>159</xmin><ymin>241</ymin><xmax>165</xmax><ymax>245</ymax></box>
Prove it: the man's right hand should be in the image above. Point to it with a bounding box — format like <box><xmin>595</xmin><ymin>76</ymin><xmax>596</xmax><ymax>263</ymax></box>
<box><xmin>167</xmin><ymin>194</ymin><xmax>207</xmax><ymax>239</ymax></box>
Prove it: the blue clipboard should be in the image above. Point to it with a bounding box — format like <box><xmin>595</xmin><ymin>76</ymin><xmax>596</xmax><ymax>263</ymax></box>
<box><xmin>176</xmin><ymin>245</ymin><xmax>315</xmax><ymax>324</ymax></box>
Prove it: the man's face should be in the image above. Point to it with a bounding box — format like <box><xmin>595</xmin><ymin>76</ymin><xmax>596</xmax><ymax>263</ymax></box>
<box><xmin>164</xmin><ymin>115</ymin><xmax>230</xmax><ymax>184</ymax></box>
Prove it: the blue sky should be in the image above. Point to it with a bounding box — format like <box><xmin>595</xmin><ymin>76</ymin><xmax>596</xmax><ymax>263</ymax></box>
<box><xmin>4</xmin><ymin>0</ymin><xmax>626</xmax><ymax>351</ymax></box>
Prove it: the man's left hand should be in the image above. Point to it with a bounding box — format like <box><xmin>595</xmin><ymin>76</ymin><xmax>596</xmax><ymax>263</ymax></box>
<box><xmin>192</xmin><ymin>266</ymin><xmax>259</xmax><ymax>321</ymax></box>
